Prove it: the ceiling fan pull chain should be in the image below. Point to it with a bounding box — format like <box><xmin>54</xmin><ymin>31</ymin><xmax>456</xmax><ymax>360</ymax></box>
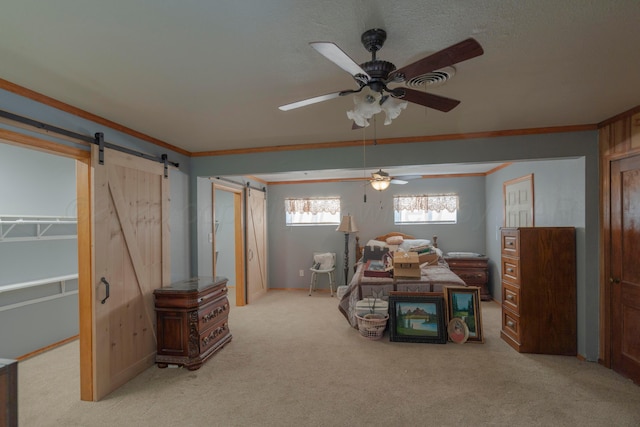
<box><xmin>363</xmin><ymin>127</ymin><xmax>368</xmax><ymax>203</ymax></box>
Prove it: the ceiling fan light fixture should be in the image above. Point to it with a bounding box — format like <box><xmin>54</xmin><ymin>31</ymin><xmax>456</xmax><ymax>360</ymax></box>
<box><xmin>370</xmin><ymin>179</ymin><xmax>391</xmax><ymax>191</ymax></box>
<box><xmin>347</xmin><ymin>90</ymin><xmax>382</xmax><ymax>127</ymax></box>
<box><xmin>380</xmin><ymin>97</ymin><xmax>407</xmax><ymax>125</ymax></box>
<box><xmin>347</xmin><ymin>89</ymin><xmax>407</xmax><ymax>127</ymax></box>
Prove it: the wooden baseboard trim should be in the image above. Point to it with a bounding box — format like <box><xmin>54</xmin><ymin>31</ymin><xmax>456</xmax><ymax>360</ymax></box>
<box><xmin>16</xmin><ymin>335</ymin><xmax>79</xmax><ymax>361</ymax></box>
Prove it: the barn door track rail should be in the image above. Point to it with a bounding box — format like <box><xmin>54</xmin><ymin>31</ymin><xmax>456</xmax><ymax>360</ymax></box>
<box><xmin>0</xmin><ymin>109</ymin><xmax>179</xmax><ymax>178</ymax></box>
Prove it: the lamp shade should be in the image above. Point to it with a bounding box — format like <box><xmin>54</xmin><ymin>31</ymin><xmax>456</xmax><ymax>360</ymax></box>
<box><xmin>336</xmin><ymin>215</ymin><xmax>358</xmax><ymax>233</ymax></box>
<box><xmin>370</xmin><ymin>179</ymin><xmax>391</xmax><ymax>191</ymax></box>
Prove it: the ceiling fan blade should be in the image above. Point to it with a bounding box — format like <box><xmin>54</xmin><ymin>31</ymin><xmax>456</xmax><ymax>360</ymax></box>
<box><xmin>393</xmin><ymin>174</ymin><xmax>422</xmax><ymax>181</ymax></box>
<box><xmin>278</xmin><ymin>91</ymin><xmax>343</xmax><ymax>111</ymax></box>
<box><xmin>310</xmin><ymin>42</ymin><xmax>370</xmax><ymax>78</ymax></box>
<box><xmin>391</xmin><ymin>38</ymin><xmax>484</xmax><ymax>82</ymax></box>
<box><xmin>398</xmin><ymin>88</ymin><xmax>460</xmax><ymax>112</ymax></box>
<box><xmin>390</xmin><ymin>179</ymin><xmax>408</xmax><ymax>185</ymax></box>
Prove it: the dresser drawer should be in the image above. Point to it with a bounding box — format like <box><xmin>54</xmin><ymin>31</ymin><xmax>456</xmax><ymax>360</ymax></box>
<box><xmin>198</xmin><ymin>295</ymin><xmax>230</xmax><ymax>330</ymax></box>
<box><xmin>455</xmin><ymin>269</ymin><xmax>488</xmax><ymax>285</ymax></box>
<box><xmin>200</xmin><ymin>318</ymin><xmax>230</xmax><ymax>354</ymax></box>
<box><xmin>446</xmin><ymin>259</ymin><xmax>487</xmax><ymax>269</ymax></box>
<box><xmin>501</xmin><ymin>230</ymin><xmax>519</xmax><ymax>256</ymax></box>
<box><xmin>501</xmin><ymin>256</ymin><xmax>520</xmax><ymax>284</ymax></box>
<box><xmin>502</xmin><ymin>309</ymin><xmax>520</xmax><ymax>342</ymax></box>
<box><xmin>502</xmin><ymin>282</ymin><xmax>520</xmax><ymax>314</ymax></box>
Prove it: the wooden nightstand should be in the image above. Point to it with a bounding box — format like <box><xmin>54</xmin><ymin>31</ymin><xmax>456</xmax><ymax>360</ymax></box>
<box><xmin>444</xmin><ymin>255</ymin><xmax>491</xmax><ymax>301</ymax></box>
<box><xmin>154</xmin><ymin>277</ymin><xmax>232</xmax><ymax>370</ymax></box>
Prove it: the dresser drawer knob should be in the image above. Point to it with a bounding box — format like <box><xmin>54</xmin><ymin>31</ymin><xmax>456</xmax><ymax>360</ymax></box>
<box><xmin>507</xmin><ymin>241</ymin><xmax>514</xmax><ymax>246</ymax></box>
<box><xmin>507</xmin><ymin>268</ymin><xmax>514</xmax><ymax>273</ymax></box>
<box><xmin>506</xmin><ymin>320</ymin><xmax>515</xmax><ymax>328</ymax></box>
<box><xmin>506</xmin><ymin>294</ymin><xmax>514</xmax><ymax>301</ymax></box>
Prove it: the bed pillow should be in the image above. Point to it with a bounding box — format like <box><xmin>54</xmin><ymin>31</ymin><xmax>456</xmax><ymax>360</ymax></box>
<box><xmin>398</xmin><ymin>239</ymin><xmax>432</xmax><ymax>252</ymax></box>
<box><xmin>385</xmin><ymin>235</ymin><xmax>404</xmax><ymax>245</ymax></box>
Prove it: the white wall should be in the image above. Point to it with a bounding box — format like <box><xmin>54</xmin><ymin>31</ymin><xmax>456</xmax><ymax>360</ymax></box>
<box><xmin>0</xmin><ymin>143</ymin><xmax>79</xmax><ymax>359</ymax></box>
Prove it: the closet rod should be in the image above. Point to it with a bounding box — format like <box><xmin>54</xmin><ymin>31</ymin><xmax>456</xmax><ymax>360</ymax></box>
<box><xmin>213</xmin><ymin>177</ymin><xmax>265</xmax><ymax>192</ymax></box>
<box><xmin>0</xmin><ymin>109</ymin><xmax>179</xmax><ymax>170</ymax></box>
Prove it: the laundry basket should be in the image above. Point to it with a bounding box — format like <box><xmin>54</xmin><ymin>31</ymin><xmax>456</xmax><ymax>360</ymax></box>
<box><xmin>355</xmin><ymin>313</ymin><xmax>389</xmax><ymax>340</ymax></box>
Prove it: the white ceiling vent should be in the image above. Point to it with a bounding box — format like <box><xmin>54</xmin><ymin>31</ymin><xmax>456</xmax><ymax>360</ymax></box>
<box><xmin>405</xmin><ymin>66</ymin><xmax>456</xmax><ymax>88</ymax></box>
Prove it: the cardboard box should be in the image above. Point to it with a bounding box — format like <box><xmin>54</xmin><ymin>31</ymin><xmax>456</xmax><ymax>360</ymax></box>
<box><xmin>417</xmin><ymin>252</ymin><xmax>439</xmax><ymax>265</ymax></box>
<box><xmin>393</xmin><ymin>252</ymin><xmax>421</xmax><ymax>278</ymax></box>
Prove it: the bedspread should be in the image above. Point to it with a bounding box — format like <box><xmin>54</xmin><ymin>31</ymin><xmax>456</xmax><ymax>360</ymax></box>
<box><xmin>338</xmin><ymin>260</ymin><xmax>466</xmax><ymax>328</ymax></box>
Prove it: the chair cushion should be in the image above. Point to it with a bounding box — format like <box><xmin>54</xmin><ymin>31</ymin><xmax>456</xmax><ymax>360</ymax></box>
<box><xmin>313</xmin><ymin>252</ymin><xmax>334</xmax><ymax>270</ymax></box>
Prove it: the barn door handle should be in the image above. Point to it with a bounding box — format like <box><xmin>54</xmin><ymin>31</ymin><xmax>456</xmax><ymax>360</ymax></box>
<box><xmin>100</xmin><ymin>277</ymin><xmax>110</xmax><ymax>304</ymax></box>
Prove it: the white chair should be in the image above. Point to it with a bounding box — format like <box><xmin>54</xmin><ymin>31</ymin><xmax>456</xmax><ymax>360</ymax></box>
<box><xmin>309</xmin><ymin>252</ymin><xmax>336</xmax><ymax>296</ymax></box>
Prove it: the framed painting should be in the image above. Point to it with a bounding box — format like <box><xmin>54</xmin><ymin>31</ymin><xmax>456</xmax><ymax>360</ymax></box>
<box><xmin>444</xmin><ymin>286</ymin><xmax>484</xmax><ymax>343</ymax></box>
<box><xmin>447</xmin><ymin>317</ymin><xmax>469</xmax><ymax>344</ymax></box>
<box><xmin>388</xmin><ymin>292</ymin><xmax>447</xmax><ymax>344</ymax></box>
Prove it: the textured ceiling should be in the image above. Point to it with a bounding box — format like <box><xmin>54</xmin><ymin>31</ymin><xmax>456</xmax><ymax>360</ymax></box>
<box><xmin>1</xmin><ymin>1</ymin><xmax>639</xmax><ymax>157</ymax></box>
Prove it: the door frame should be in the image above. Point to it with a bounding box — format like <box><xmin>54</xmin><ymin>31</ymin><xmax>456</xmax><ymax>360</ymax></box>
<box><xmin>213</xmin><ymin>182</ymin><xmax>246</xmax><ymax>307</ymax></box>
<box><xmin>598</xmin><ymin>110</ymin><xmax>640</xmax><ymax>369</ymax></box>
<box><xmin>601</xmin><ymin>150</ymin><xmax>640</xmax><ymax>367</ymax></box>
<box><xmin>0</xmin><ymin>129</ymin><xmax>94</xmax><ymax>399</ymax></box>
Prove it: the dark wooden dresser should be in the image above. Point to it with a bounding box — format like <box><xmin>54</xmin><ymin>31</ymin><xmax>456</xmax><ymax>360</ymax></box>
<box><xmin>0</xmin><ymin>359</ymin><xmax>17</xmax><ymax>427</ymax></box>
<box><xmin>154</xmin><ymin>276</ymin><xmax>232</xmax><ymax>370</ymax></box>
<box><xmin>500</xmin><ymin>227</ymin><xmax>576</xmax><ymax>355</ymax></box>
<box><xmin>444</xmin><ymin>255</ymin><xmax>491</xmax><ymax>300</ymax></box>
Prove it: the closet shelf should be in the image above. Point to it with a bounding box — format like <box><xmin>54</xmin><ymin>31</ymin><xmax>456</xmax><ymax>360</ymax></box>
<box><xmin>0</xmin><ymin>215</ymin><xmax>77</xmax><ymax>242</ymax></box>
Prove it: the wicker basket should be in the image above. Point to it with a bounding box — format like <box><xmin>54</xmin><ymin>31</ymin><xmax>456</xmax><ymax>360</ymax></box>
<box><xmin>355</xmin><ymin>313</ymin><xmax>389</xmax><ymax>340</ymax></box>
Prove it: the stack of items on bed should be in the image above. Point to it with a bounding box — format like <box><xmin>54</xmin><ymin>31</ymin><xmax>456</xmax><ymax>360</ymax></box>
<box><xmin>392</xmin><ymin>252</ymin><xmax>420</xmax><ymax>278</ymax></box>
<box><xmin>337</xmin><ymin>232</ymin><xmax>467</xmax><ymax>329</ymax></box>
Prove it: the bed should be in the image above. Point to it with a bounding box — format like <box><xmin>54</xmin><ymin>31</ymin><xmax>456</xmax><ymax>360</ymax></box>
<box><xmin>338</xmin><ymin>232</ymin><xmax>466</xmax><ymax>328</ymax></box>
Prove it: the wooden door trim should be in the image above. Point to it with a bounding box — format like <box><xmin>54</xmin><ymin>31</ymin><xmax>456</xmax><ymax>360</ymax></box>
<box><xmin>234</xmin><ymin>192</ymin><xmax>245</xmax><ymax>306</ymax></box>
<box><xmin>76</xmin><ymin>158</ymin><xmax>94</xmax><ymax>400</ymax></box>
<box><xmin>212</xmin><ymin>182</ymin><xmax>246</xmax><ymax>307</ymax></box>
<box><xmin>599</xmin><ymin>147</ymin><xmax>612</xmax><ymax>367</ymax></box>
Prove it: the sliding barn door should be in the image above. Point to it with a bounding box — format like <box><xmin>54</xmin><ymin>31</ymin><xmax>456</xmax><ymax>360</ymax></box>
<box><xmin>245</xmin><ymin>188</ymin><xmax>267</xmax><ymax>303</ymax></box>
<box><xmin>92</xmin><ymin>146</ymin><xmax>170</xmax><ymax>400</ymax></box>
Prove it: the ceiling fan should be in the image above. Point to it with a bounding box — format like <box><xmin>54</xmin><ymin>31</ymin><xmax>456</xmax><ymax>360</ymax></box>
<box><xmin>370</xmin><ymin>169</ymin><xmax>419</xmax><ymax>191</ymax></box>
<box><xmin>278</xmin><ymin>28</ymin><xmax>484</xmax><ymax>125</ymax></box>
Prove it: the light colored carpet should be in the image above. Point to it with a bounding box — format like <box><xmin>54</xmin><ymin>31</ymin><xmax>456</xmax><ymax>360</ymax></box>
<box><xmin>17</xmin><ymin>290</ymin><xmax>640</xmax><ymax>426</ymax></box>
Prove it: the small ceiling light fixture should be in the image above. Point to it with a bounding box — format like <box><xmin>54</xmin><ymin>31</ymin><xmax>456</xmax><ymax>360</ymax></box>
<box><xmin>370</xmin><ymin>178</ymin><xmax>391</xmax><ymax>191</ymax></box>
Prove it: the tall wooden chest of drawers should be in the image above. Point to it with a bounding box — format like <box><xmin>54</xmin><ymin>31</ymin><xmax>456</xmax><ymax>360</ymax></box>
<box><xmin>154</xmin><ymin>277</ymin><xmax>232</xmax><ymax>370</ymax></box>
<box><xmin>500</xmin><ymin>227</ymin><xmax>576</xmax><ymax>355</ymax></box>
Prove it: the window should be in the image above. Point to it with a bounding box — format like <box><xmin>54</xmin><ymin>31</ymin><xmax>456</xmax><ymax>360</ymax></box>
<box><xmin>285</xmin><ymin>197</ymin><xmax>341</xmax><ymax>225</ymax></box>
<box><xmin>393</xmin><ymin>194</ymin><xmax>458</xmax><ymax>224</ymax></box>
